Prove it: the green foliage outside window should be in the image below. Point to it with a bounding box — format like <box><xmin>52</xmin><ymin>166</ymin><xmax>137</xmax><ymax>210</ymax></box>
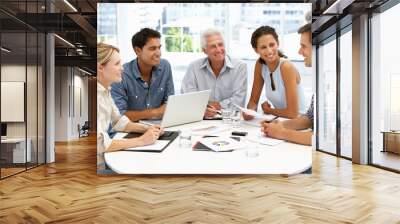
<box><xmin>165</xmin><ymin>36</ymin><xmax>180</xmax><ymax>52</ymax></box>
<box><xmin>164</xmin><ymin>27</ymin><xmax>197</xmax><ymax>52</ymax></box>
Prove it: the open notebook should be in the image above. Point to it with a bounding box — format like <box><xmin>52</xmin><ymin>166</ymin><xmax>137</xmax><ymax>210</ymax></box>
<box><xmin>119</xmin><ymin>131</ymin><xmax>179</xmax><ymax>152</ymax></box>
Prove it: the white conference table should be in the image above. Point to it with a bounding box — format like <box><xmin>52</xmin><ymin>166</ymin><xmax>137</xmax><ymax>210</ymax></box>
<box><xmin>104</xmin><ymin>120</ymin><xmax>312</xmax><ymax>175</ymax></box>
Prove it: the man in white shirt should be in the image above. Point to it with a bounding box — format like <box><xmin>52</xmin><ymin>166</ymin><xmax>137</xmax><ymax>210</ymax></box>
<box><xmin>181</xmin><ymin>28</ymin><xmax>247</xmax><ymax>117</ymax></box>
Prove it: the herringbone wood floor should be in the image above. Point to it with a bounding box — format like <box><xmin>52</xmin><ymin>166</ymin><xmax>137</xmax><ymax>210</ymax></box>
<box><xmin>1</xmin><ymin>135</ymin><xmax>400</xmax><ymax>224</ymax></box>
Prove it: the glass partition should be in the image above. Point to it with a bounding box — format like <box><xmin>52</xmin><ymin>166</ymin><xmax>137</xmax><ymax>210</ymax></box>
<box><xmin>0</xmin><ymin>0</ymin><xmax>46</xmax><ymax>179</ymax></box>
<box><xmin>339</xmin><ymin>28</ymin><xmax>352</xmax><ymax>158</ymax></box>
<box><xmin>1</xmin><ymin>31</ymin><xmax>28</xmax><ymax>177</ymax></box>
<box><xmin>370</xmin><ymin>3</ymin><xmax>400</xmax><ymax>171</ymax></box>
<box><xmin>317</xmin><ymin>36</ymin><xmax>337</xmax><ymax>155</ymax></box>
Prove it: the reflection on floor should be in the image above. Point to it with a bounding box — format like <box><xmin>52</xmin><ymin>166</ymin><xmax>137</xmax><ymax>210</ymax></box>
<box><xmin>0</xmin><ymin>162</ymin><xmax>42</xmax><ymax>178</ymax></box>
<box><xmin>373</xmin><ymin>150</ymin><xmax>400</xmax><ymax>171</ymax></box>
<box><xmin>0</xmin><ymin>167</ymin><xmax>25</xmax><ymax>177</ymax></box>
<box><xmin>0</xmin><ymin>135</ymin><xmax>400</xmax><ymax>222</ymax></box>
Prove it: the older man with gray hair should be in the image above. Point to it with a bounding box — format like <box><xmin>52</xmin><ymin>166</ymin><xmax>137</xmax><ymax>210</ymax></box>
<box><xmin>181</xmin><ymin>28</ymin><xmax>247</xmax><ymax>118</ymax></box>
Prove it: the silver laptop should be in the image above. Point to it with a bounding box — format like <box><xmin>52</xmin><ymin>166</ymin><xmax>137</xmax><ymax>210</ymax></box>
<box><xmin>139</xmin><ymin>90</ymin><xmax>211</xmax><ymax>128</ymax></box>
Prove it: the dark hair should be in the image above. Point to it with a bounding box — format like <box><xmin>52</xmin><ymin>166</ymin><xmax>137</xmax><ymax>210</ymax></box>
<box><xmin>251</xmin><ymin>25</ymin><xmax>279</xmax><ymax>49</ymax></box>
<box><xmin>131</xmin><ymin>28</ymin><xmax>161</xmax><ymax>49</ymax></box>
<box><xmin>297</xmin><ymin>23</ymin><xmax>312</xmax><ymax>42</ymax></box>
<box><xmin>251</xmin><ymin>25</ymin><xmax>287</xmax><ymax>61</ymax></box>
<box><xmin>297</xmin><ymin>23</ymin><xmax>311</xmax><ymax>34</ymax></box>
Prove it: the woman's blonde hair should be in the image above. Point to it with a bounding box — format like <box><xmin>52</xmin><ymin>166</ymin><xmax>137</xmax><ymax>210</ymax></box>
<box><xmin>97</xmin><ymin>42</ymin><xmax>119</xmax><ymax>65</ymax></box>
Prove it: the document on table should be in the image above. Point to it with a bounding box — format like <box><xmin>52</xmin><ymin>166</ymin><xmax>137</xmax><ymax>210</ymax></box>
<box><xmin>233</xmin><ymin>104</ymin><xmax>277</xmax><ymax>121</ymax></box>
<box><xmin>125</xmin><ymin>140</ymin><xmax>170</xmax><ymax>152</ymax></box>
<box><xmin>247</xmin><ymin>136</ymin><xmax>284</xmax><ymax>146</ymax></box>
<box><xmin>190</xmin><ymin>125</ymin><xmax>230</xmax><ymax>136</ymax></box>
<box><xmin>242</xmin><ymin>117</ymin><xmax>267</xmax><ymax>127</ymax></box>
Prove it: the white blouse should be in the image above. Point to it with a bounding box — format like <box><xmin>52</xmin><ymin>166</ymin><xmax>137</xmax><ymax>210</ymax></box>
<box><xmin>97</xmin><ymin>82</ymin><xmax>129</xmax><ymax>171</ymax></box>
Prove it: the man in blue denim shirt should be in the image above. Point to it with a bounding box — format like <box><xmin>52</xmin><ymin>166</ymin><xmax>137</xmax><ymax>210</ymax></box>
<box><xmin>111</xmin><ymin>28</ymin><xmax>174</xmax><ymax>121</ymax></box>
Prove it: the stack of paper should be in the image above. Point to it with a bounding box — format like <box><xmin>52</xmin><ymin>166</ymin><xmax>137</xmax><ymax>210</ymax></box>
<box><xmin>190</xmin><ymin>125</ymin><xmax>230</xmax><ymax>136</ymax></box>
<box><xmin>233</xmin><ymin>104</ymin><xmax>277</xmax><ymax>122</ymax></box>
<box><xmin>247</xmin><ymin>136</ymin><xmax>284</xmax><ymax>146</ymax></box>
<box><xmin>125</xmin><ymin>140</ymin><xmax>170</xmax><ymax>152</ymax></box>
<box><xmin>242</xmin><ymin>117</ymin><xmax>267</xmax><ymax>127</ymax></box>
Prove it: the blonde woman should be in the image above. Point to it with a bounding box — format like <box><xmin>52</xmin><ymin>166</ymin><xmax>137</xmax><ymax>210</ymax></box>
<box><xmin>97</xmin><ymin>42</ymin><xmax>162</xmax><ymax>173</ymax></box>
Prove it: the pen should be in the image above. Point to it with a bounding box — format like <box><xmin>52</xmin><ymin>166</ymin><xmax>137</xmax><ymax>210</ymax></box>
<box><xmin>261</xmin><ymin>116</ymin><xmax>279</xmax><ymax>125</ymax></box>
<box><xmin>138</xmin><ymin>120</ymin><xmax>154</xmax><ymax>126</ymax></box>
<box><xmin>207</xmin><ymin>105</ymin><xmax>222</xmax><ymax>115</ymax></box>
<box><xmin>265</xmin><ymin>116</ymin><xmax>279</xmax><ymax>123</ymax></box>
<box><xmin>270</xmin><ymin>116</ymin><xmax>279</xmax><ymax>122</ymax></box>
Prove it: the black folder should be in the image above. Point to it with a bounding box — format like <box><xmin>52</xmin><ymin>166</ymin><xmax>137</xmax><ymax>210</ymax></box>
<box><xmin>123</xmin><ymin>131</ymin><xmax>179</xmax><ymax>153</ymax></box>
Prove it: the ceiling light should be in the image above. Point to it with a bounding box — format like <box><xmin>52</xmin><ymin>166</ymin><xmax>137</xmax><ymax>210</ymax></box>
<box><xmin>1</xmin><ymin>47</ymin><xmax>11</xmax><ymax>53</ymax></box>
<box><xmin>63</xmin><ymin>0</ymin><xmax>78</xmax><ymax>12</ymax></box>
<box><xmin>54</xmin><ymin>34</ymin><xmax>75</xmax><ymax>48</ymax></box>
<box><xmin>78</xmin><ymin>67</ymin><xmax>92</xmax><ymax>76</ymax></box>
<box><xmin>323</xmin><ymin>0</ymin><xmax>354</xmax><ymax>15</ymax></box>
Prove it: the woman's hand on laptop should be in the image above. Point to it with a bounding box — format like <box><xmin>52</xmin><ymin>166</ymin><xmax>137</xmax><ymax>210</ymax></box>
<box><xmin>139</xmin><ymin>126</ymin><xmax>161</xmax><ymax>145</ymax></box>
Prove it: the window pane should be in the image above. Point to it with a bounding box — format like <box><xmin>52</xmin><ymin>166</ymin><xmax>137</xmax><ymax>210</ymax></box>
<box><xmin>97</xmin><ymin>3</ymin><xmax>312</xmax><ymax>104</ymax></box>
<box><xmin>340</xmin><ymin>29</ymin><xmax>352</xmax><ymax>158</ymax></box>
<box><xmin>318</xmin><ymin>38</ymin><xmax>337</xmax><ymax>154</ymax></box>
<box><xmin>371</xmin><ymin>3</ymin><xmax>400</xmax><ymax>171</ymax></box>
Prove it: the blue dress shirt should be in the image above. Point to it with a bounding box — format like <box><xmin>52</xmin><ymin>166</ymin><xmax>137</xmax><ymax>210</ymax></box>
<box><xmin>111</xmin><ymin>58</ymin><xmax>175</xmax><ymax>115</ymax></box>
<box><xmin>181</xmin><ymin>55</ymin><xmax>247</xmax><ymax>109</ymax></box>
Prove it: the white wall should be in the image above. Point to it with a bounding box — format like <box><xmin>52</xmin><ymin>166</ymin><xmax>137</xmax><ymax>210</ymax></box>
<box><xmin>1</xmin><ymin>64</ymin><xmax>46</xmax><ymax>164</ymax></box>
<box><xmin>1</xmin><ymin>65</ymin><xmax>32</xmax><ymax>137</ymax></box>
<box><xmin>54</xmin><ymin>66</ymin><xmax>69</xmax><ymax>141</ymax></box>
<box><xmin>54</xmin><ymin>67</ymin><xmax>89</xmax><ymax>141</ymax></box>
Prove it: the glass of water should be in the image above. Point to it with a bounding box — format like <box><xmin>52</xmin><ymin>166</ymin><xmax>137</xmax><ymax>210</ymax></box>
<box><xmin>179</xmin><ymin>131</ymin><xmax>192</xmax><ymax>148</ymax></box>
<box><xmin>221</xmin><ymin>108</ymin><xmax>232</xmax><ymax>124</ymax></box>
<box><xmin>230</xmin><ymin>110</ymin><xmax>241</xmax><ymax>129</ymax></box>
<box><xmin>243</xmin><ymin>131</ymin><xmax>262</xmax><ymax>158</ymax></box>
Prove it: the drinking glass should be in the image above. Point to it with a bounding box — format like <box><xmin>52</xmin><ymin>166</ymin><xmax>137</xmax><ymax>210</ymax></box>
<box><xmin>221</xmin><ymin>108</ymin><xmax>231</xmax><ymax>124</ymax></box>
<box><xmin>179</xmin><ymin>131</ymin><xmax>192</xmax><ymax>148</ymax></box>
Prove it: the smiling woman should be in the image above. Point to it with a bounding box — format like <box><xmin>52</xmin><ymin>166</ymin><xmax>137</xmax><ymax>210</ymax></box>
<box><xmin>96</xmin><ymin>42</ymin><xmax>163</xmax><ymax>173</ymax></box>
<box><xmin>244</xmin><ymin>25</ymin><xmax>307</xmax><ymax>120</ymax></box>
<box><xmin>96</xmin><ymin>2</ymin><xmax>313</xmax><ymax>175</ymax></box>
<box><xmin>97</xmin><ymin>3</ymin><xmax>312</xmax><ymax>97</ymax></box>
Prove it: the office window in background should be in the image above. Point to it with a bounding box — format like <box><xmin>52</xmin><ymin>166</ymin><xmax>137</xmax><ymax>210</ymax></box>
<box><xmin>317</xmin><ymin>36</ymin><xmax>337</xmax><ymax>155</ymax></box>
<box><xmin>97</xmin><ymin>3</ymin><xmax>313</xmax><ymax>107</ymax></box>
<box><xmin>340</xmin><ymin>28</ymin><xmax>352</xmax><ymax>158</ymax></box>
<box><xmin>371</xmin><ymin>2</ymin><xmax>400</xmax><ymax>171</ymax></box>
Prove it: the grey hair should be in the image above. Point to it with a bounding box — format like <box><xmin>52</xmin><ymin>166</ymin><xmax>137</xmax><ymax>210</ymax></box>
<box><xmin>200</xmin><ymin>28</ymin><xmax>224</xmax><ymax>50</ymax></box>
